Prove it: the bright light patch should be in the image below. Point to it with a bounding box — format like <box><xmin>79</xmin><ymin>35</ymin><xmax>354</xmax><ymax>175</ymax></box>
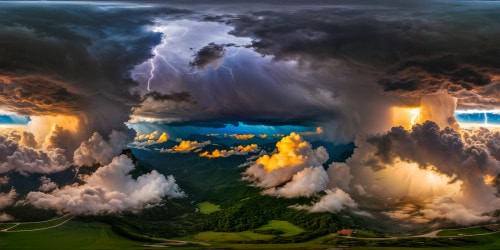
<box><xmin>391</xmin><ymin>107</ymin><xmax>421</xmax><ymax>129</ymax></box>
<box><xmin>358</xmin><ymin>161</ymin><xmax>462</xmax><ymax>200</ymax></box>
<box><xmin>484</xmin><ymin>175</ymin><xmax>495</xmax><ymax>185</ymax></box>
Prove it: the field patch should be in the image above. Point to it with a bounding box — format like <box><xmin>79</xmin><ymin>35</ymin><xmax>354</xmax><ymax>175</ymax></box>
<box><xmin>2</xmin><ymin>214</ymin><xmax>73</xmax><ymax>232</ymax></box>
<box><xmin>198</xmin><ymin>201</ymin><xmax>221</xmax><ymax>214</ymax></box>
<box><xmin>194</xmin><ymin>231</ymin><xmax>275</xmax><ymax>242</ymax></box>
<box><xmin>437</xmin><ymin>227</ymin><xmax>492</xmax><ymax>236</ymax></box>
<box><xmin>255</xmin><ymin>220</ymin><xmax>304</xmax><ymax>237</ymax></box>
<box><xmin>0</xmin><ymin>221</ymin><xmax>154</xmax><ymax>249</ymax></box>
<box><xmin>351</xmin><ymin>229</ymin><xmax>387</xmax><ymax>238</ymax></box>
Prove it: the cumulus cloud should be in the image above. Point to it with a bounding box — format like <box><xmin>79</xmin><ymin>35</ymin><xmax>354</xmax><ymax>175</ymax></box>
<box><xmin>244</xmin><ymin>132</ymin><xmax>328</xmax><ymax>188</ymax></box>
<box><xmin>162</xmin><ymin>140</ymin><xmax>211</xmax><ymax>153</ymax></box>
<box><xmin>199</xmin><ymin>144</ymin><xmax>260</xmax><ymax>158</ymax></box>
<box><xmin>0</xmin><ymin>176</ymin><xmax>16</xmax><ymax>222</ymax></box>
<box><xmin>0</xmin><ymin>188</ymin><xmax>17</xmax><ymax>210</ymax></box>
<box><xmin>133</xmin><ymin>131</ymin><xmax>169</xmax><ymax>147</ymax></box>
<box><xmin>19</xmin><ymin>131</ymin><xmax>38</xmax><ymax>148</ymax></box>
<box><xmin>264</xmin><ymin>166</ymin><xmax>329</xmax><ymax>198</ymax></box>
<box><xmin>73</xmin><ymin>130</ymin><xmax>134</xmax><ymax>166</ymax></box>
<box><xmin>295</xmin><ymin>189</ymin><xmax>358</xmax><ymax>213</ymax></box>
<box><xmin>0</xmin><ymin>213</ymin><xmax>13</xmax><ymax>222</ymax></box>
<box><xmin>38</xmin><ymin>176</ymin><xmax>58</xmax><ymax>192</ymax></box>
<box><xmin>243</xmin><ymin>132</ymin><xmax>359</xmax><ymax>212</ymax></box>
<box><xmin>327</xmin><ymin>163</ymin><xmax>353</xmax><ymax>191</ymax></box>
<box><xmin>0</xmin><ymin>176</ymin><xmax>8</xmax><ymax>186</ymax></box>
<box><xmin>230</xmin><ymin>134</ymin><xmax>255</xmax><ymax>140</ymax></box>
<box><xmin>0</xmin><ymin>134</ymin><xmax>68</xmax><ymax>174</ymax></box>
<box><xmin>26</xmin><ymin>155</ymin><xmax>184</xmax><ymax>215</ymax></box>
<box><xmin>343</xmin><ymin>120</ymin><xmax>500</xmax><ymax>225</ymax></box>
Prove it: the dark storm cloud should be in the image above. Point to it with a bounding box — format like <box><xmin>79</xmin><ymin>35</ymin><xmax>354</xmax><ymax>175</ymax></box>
<box><xmin>366</xmin><ymin>121</ymin><xmax>497</xmax><ymax>178</ymax></box>
<box><xmin>214</xmin><ymin>5</ymin><xmax>500</xmax><ymax>109</ymax></box>
<box><xmin>189</xmin><ymin>43</ymin><xmax>226</xmax><ymax>69</ymax></box>
<box><xmin>143</xmin><ymin>91</ymin><xmax>195</xmax><ymax>104</ymax></box>
<box><xmin>0</xmin><ymin>4</ymin><xmax>189</xmax><ymax>133</ymax></box>
<box><xmin>0</xmin><ymin>77</ymin><xmax>84</xmax><ymax>116</ymax></box>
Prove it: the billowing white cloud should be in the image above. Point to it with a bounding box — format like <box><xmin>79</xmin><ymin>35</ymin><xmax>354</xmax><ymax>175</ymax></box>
<box><xmin>244</xmin><ymin>132</ymin><xmax>328</xmax><ymax>188</ymax></box>
<box><xmin>0</xmin><ymin>213</ymin><xmax>13</xmax><ymax>222</ymax></box>
<box><xmin>26</xmin><ymin>155</ymin><xmax>184</xmax><ymax>214</ymax></box>
<box><xmin>244</xmin><ymin>132</ymin><xmax>359</xmax><ymax>213</ymax></box>
<box><xmin>73</xmin><ymin>130</ymin><xmax>134</xmax><ymax>166</ymax></box>
<box><xmin>295</xmin><ymin>189</ymin><xmax>358</xmax><ymax>213</ymax></box>
<box><xmin>264</xmin><ymin>166</ymin><xmax>329</xmax><ymax>198</ymax></box>
<box><xmin>38</xmin><ymin>176</ymin><xmax>57</xmax><ymax>192</ymax></box>
<box><xmin>327</xmin><ymin>163</ymin><xmax>353</xmax><ymax>191</ymax></box>
<box><xmin>0</xmin><ymin>177</ymin><xmax>16</xmax><ymax>222</ymax></box>
<box><xmin>344</xmin><ymin>120</ymin><xmax>500</xmax><ymax>225</ymax></box>
<box><xmin>0</xmin><ymin>135</ymin><xmax>68</xmax><ymax>174</ymax></box>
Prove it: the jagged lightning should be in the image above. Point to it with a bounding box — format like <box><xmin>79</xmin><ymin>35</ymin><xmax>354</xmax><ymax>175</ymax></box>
<box><xmin>146</xmin><ymin>26</ymin><xmax>189</xmax><ymax>91</ymax></box>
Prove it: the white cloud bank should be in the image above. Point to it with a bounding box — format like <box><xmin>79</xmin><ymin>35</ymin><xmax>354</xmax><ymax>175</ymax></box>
<box><xmin>26</xmin><ymin>155</ymin><xmax>184</xmax><ymax>214</ymax></box>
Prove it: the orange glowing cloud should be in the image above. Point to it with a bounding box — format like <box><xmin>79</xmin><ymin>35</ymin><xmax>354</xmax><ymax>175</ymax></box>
<box><xmin>163</xmin><ymin>140</ymin><xmax>211</xmax><ymax>153</ymax></box>
<box><xmin>257</xmin><ymin>132</ymin><xmax>327</xmax><ymax>172</ymax></box>
<box><xmin>199</xmin><ymin>144</ymin><xmax>260</xmax><ymax>158</ymax></box>
<box><xmin>231</xmin><ymin>134</ymin><xmax>255</xmax><ymax>140</ymax></box>
<box><xmin>135</xmin><ymin>131</ymin><xmax>169</xmax><ymax>144</ymax></box>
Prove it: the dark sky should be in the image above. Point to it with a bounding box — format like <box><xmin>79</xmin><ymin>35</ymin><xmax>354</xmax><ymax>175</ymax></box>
<box><xmin>0</xmin><ymin>0</ymin><xmax>498</xmax><ymax>140</ymax></box>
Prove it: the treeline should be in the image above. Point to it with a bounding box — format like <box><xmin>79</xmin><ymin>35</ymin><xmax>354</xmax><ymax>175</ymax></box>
<box><xmin>201</xmin><ymin>195</ymin><xmax>349</xmax><ymax>242</ymax></box>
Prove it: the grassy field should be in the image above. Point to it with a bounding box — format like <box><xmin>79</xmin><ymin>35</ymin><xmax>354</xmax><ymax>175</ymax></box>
<box><xmin>352</xmin><ymin>229</ymin><xmax>387</xmax><ymax>238</ymax></box>
<box><xmin>0</xmin><ymin>223</ymin><xmax>17</xmax><ymax>230</ymax></box>
<box><xmin>255</xmin><ymin>220</ymin><xmax>304</xmax><ymax>237</ymax></box>
<box><xmin>197</xmin><ymin>201</ymin><xmax>220</xmax><ymax>214</ymax></box>
<box><xmin>1</xmin><ymin>219</ymin><xmax>499</xmax><ymax>250</ymax></box>
<box><xmin>194</xmin><ymin>231</ymin><xmax>275</xmax><ymax>242</ymax></box>
<box><xmin>3</xmin><ymin>214</ymin><xmax>73</xmax><ymax>231</ymax></box>
<box><xmin>193</xmin><ymin>220</ymin><xmax>304</xmax><ymax>243</ymax></box>
<box><xmin>437</xmin><ymin>227</ymin><xmax>491</xmax><ymax>236</ymax></box>
<box><xmin>0</xmin><ymin>220</ymin><xmax>157</xmax><ymax>249</ymax></box>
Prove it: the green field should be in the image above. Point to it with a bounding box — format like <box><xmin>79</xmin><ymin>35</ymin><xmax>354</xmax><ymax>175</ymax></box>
<box><xmin>352</xmin><ymin>229</ymin><xmax>387</xmax><ymax>238</ymax></box>
<box><xmin>437</xmin><ymin>227</ymin><xmax>492</xmax><ymax>236</ymax></box>
<box><xmin>194</xmin><ymin>231</ymin><xmax>275</xmax><ymax>242</ymax></box>
<box><xmin>197</xmin><ymin>201</ymin><xmax>220</xmax><ymax>214</ymax></box>
<box><xmin>1</xmin><ymin>219</ymin><xmax>500</xmax><ymax>250</ymax></box>
<box><xmin>2</xmin><ymin>214</ymin><xmax>73</xmax><ymax>232</ymax></box>
<box><xmin>0</xmin><ymin>221</ymin><xmax>156</xmax><ymax>249</ymax></box>
<box><xmin>0</xmin><ymin>223</ymin><xmax>17</xmax><ymax>230</ymax></box>
<box><xmin>255</xmin><ymin>220</ymin><xmax>304</xmax><ymax>237</ymax></box>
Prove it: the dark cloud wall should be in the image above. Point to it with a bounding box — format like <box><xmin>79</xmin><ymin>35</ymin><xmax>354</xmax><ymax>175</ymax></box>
<box><xmin>1</xmin><ymin>1</ymin><xmax>499</xmax><ymax>144</ymax></box>
<box><xmin>220</xmin><ymin>3</ymin><xmax>500</xmax><ymax>109</ymax></box>
<box><xmin>0</xmin><ymin>3</ymin><xmax>189</xmax><ymax>135</ymax></box>
<box><xmin>126</xmin><ymin>0</ymin><xmax>500</xmax><ymax>143</ymax></box>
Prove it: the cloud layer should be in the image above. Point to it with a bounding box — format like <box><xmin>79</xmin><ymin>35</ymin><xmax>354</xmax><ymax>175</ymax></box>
<box><xmin>27</xmin><ymin>155</ymin><xmax>184</xmax><ymax>215</ymax></box>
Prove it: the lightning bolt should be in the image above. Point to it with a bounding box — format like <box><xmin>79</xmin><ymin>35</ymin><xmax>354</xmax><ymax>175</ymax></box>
<box><xmin>217</xmin><ymin>46</ymin><xmax>242</xmax><ymax>81</ymax></box>
<box><xmin>146</xmin><ymin>26</ymin><xmax>189</xmax><ymax>92</ymax></box>
<box><xmin>484</xmin><ymin>112</ymin><xmax>488</xmax><ymax>126</ymax></box>
<box><xmin>221</xmin><ymin>65</ymin><xmax>235</xmax><ymax>81</ymax></box>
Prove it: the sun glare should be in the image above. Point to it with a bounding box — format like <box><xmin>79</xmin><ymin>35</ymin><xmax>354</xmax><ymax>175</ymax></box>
<box><xmin>391</xmin><ymin>107</ymin><xmax>421</xmax><ymax>129</ymax></box>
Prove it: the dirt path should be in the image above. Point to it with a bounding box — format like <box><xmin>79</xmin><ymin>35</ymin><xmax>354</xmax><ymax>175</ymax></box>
<box><xmin>1</xmin><ymin>223</ymin><xmax>19</xmax><ymax>232</ymax></box>
<box><xmin>344</xmin><ymin>229</ymin><xmax>498</xmax><ymax>241</ymax></box>
<box><xmin>0</xmin><ymin>215</ymin><xmax>74</xmax><ymax>233</ymax></box>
